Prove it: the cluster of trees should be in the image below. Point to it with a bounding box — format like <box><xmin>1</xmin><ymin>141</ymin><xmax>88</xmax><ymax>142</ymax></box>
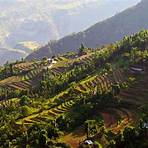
<box><xmin>124</xmin><ymin>48</ymin><xmax>148</xmax><ymax>63</ymax></box>
<box><xmin>119</xmin><ymin>30</ymin><xmax>148</xmax><ymax>52</ymax></box>
<box><xmin>40</xmin><ymin>61</ymin><xmax>96</xmax><ymax>98</ymax></box>
<box><xmin>0</xmin><ymin>94</ymin><xmax>71</xmax><ymax>147</ymax></box>
<box><xmin>0</xmin><ymin>87</ymin><xmax>30</xmax><ymax>101</ymax></box>
<box><xmin>0</xmin><ymin>95</ymin><xmax>30</xmax><ymax>128</ymax></box>
<box><xmin>108</xmin><ymin>118</ymin><xmax>148</xmax><ymax>147</ymax></box>
<box><xmin>0</xmin><ymin>64</ymin><xmax>12</xmax><ymax>80</ymax></box>
<box><xmin>0</xmin><ymin>62</ymin><xmax>20</xmax><ymax>80</ymax></box>
<box><xmin>0</xmin><ymin>58</ymin><xmax>28</xmax><ymax>79</ymax></box>
<box><xmin>0</xmin><ymin>123</ymin><xmax>70</xmax><ymax>148</ymax></box>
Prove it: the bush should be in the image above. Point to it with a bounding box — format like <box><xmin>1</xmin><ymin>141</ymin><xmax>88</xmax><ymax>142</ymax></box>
<box><xmin>20</xmin><ymin>95</ymin><xmax>30</xmax><ymax>106</ymax></box>
<box><xmin>21</xmin><ymin>105</ymin><xmax>33</xmax><ymax>117</ymax></box>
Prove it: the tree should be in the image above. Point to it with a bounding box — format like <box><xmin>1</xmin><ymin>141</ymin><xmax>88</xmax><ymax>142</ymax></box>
<box><xmin>9</xmin><ymin>63</ymin><xmax>14</xmax><ymax>75</ymax></box>
<box><xmin>19</xmin><ymin>95</ymin><xmax>30</xmax><ymax>106</ymax></box>
<box><xmin>38</xmin><ymin>130</ymin><xmax>47</xmax><ymax>147</ymax></box>
<box><xmin>84</xmin><ymin>120</ymin><xmax>98</xmax><ymax>138</ymax></box>
<box><xmin>112</xmin><ymin>84</ymin><xmax>120</xmax><ymax>97</ymax></box>
<box><xmin>105</xmin><ymin>63</ymin><xmax>112</xmax><ymax>72</ymax></box>
<box><xmin>78</xmin><ymin>43</ymin><xmax>85</xmax><ymax>56</ymax></box>
<box><xmin>47</xmin><ymin>126</ymin><xmax>60</xmax><ymax>139</ymax></box>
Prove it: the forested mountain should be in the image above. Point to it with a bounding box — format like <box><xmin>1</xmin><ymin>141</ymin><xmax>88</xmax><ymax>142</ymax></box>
<box><xmin>27</xmin><ymin>0</ymin><xmax>148</xmax><ymax>60</ymax></box>
<box><xmin>0</xmin><ymin>30</ymin><xmax>148</xmax><ymax>147</ymax></box>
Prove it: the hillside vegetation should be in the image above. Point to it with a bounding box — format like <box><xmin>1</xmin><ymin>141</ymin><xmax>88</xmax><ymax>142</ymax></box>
<box><xmin>0</xmin><ymin>30</ymin><xmax>148</xmax><ymax>147</ymax></box>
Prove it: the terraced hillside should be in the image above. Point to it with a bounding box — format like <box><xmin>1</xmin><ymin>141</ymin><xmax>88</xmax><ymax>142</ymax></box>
<box><xmin>16</xmin><ymin>100</ymin><xmax>75</xmax><ymax>125</ymax></box>
<box><xmin>0</xmin><ymin>30</ymin><xmax>148</xmax><ymax>148</ymax></box>
<box><xmin>15</xmin><ymin>67</ymin><xmax>127</xmax><ymax>126</ymax></box>
<box><xmin>0</xmin><ymin>49</ymin><xmax>114</xmax><ymax>101</ymax></box>
<box><xmin>120</xmin><ymin>74</ymin><xmax>148</xmax><ymax>108</ymax></box>
<box><xmin>0</xmin><ymin>52</ymin><xmax>93</xmax><ymax>90</ymax></box>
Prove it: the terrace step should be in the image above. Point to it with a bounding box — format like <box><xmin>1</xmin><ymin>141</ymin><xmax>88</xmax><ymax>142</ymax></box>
<box><xmin>51</xmin><ymin>108</ymin><xmax>65</xmax><ymax>114</ymax></box>
<box><xmin>48</xmin><ymin>110</ymin><xmax>58</xmax><ymax>117</ymax></box>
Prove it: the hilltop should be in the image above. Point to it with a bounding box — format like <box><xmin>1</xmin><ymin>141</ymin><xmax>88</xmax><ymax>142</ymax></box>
<box><xmin>27</xmin><ymin>0</ymin><xmax>148</xmax><ymax>60</ymax></box>
<box><xmin>0</xmin><ymin>30</ymin><xmax>148</xmax><ymax>147</ymax></box>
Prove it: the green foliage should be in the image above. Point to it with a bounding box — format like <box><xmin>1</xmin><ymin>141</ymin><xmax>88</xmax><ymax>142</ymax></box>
<box><xmin>112</xmin><ymin>84</ymin><xmax>120</xmax><ymax>97</ymax></box>
<box><xmin>78</xmin><ymin>43</ymin><xmax>85</xmax><ymax>55</ymax></box>
<box><xmin>19</xmin><ymin>95</ymin><xmax>30</xmax><ymax>106</ymax></box>
<box><xmin>104</xmin><ymin>63</ymin><xmax>112</xmax><ymax>72</ymax></box>
<box><xmin>0</xmin><ymin>30</ymin><xmax>148</xmax><ymax>147</ymax></box>
<box><xmin>40</xmin><ymin>58</ymin><xmax>96</xmax><ymax>98</ymax></box>
<box><xmin>0</xmin><ymin>122</ymin><xmax>68</xmax><ymax>148</ymax></box>
<box><xmin>119</xmin><ymin>30</ymin><xmax>148</xmax><ymax>52</ymax></box>
<box><xmin>21</xmin><ymin>105</ymin><xmax>33</xmax><ymax>116</ymax></box>
<box><xmin>85</xmin><ymin>120</ymin><xmax>98</xmax><ymax>138</ymax></box>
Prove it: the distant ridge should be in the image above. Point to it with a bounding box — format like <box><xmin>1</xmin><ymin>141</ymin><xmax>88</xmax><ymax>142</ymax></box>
<box><xmin>27</xmin><ymin>0</ymin><xmax>148</xmax><ymax>60</ymax></box>
<box><xmin>0</xmin><ymin>48</ymin><xmax>26</xmax><ymax>65</ymax></box>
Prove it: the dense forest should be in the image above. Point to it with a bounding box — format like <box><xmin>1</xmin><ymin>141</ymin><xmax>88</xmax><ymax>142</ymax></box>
<box><xmin>0</xmin><ymin>30</ymin><xmax>148</xmax><ymax>147</ymax></box>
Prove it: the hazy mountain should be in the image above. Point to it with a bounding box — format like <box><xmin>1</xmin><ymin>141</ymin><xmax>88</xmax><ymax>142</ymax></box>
<box><xmin>0</xmin><ymin>41</ymin><xmax>39</xmax><ymax>65</ymax></box>
<box><xmin>27</xmin><ymin>0</ymin><xmax>148</xmax><ymax>60</ymax></box>
<box><xmin>0</xmin><ymin>48</ymin><xmax>26</xmax><ymax>65</ymax></box>
<box><xmin>0</xmin><ymin>0</ymin><xmax>140</xmax><ymax>64</ymax></box>
<box><xmin>0</xmin><ymin>0</ymin><xmax>140</xmax><ymax>47</ymax></box>
<box><xmin>14</xmin><ymin>41</ymin><xmax>40</xmax><ymax>53</ymax></box>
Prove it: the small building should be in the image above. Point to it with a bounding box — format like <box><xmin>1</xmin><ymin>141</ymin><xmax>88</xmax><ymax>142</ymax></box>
<box><xmin>47</xmin><ymin>58</ymin><xmax>52</xmax><ymax>64</ymax></box>
<box><xmin>52</xmin><ymin>60</ymin><xmax>57</xmax><ymax>64</ymax></box>
<box><xmin>130</xmin><ymin>67</ymin><xmax>144</xmax><ymax>74</ymax></box>
<box><xmin>143</xmin><ymin>122</ymin><xmax>148</xmax><ymax>129</ymax></box>
<box><xmin>82</xmin><ymin>140</ymin><xmax>94</xmax><ymax>146</ymax></box>
<box><xmin>84</xmin><ymin>140</ymin><xmax>93</xmax><ymax>145</ymax></box>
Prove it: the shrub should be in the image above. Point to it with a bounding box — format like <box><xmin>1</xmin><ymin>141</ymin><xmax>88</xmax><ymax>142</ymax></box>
<box><xmin>21</xmin><ymin>105</ymin><xmax>33</xmax><ymax>117</ymax></box>
<box><xmin>20</xmin><ymin>95</ymin><xmax>30</xmax><ymax>106</ymax></box>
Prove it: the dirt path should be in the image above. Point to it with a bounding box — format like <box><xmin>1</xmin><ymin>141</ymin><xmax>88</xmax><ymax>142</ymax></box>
<box><xmin>62</xmin><ymin>127</ymin><xmax>86</xmax><ymax>148</ymax></box>
<box><xmin>101</xmin><ymin>112</ymin><xmax>117</xmax><ymax>127</ymax></box>
<box><xmin>111</xmin><ymin>117</ymin><xmax>132</xmax><ymax>133</ymax></box>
